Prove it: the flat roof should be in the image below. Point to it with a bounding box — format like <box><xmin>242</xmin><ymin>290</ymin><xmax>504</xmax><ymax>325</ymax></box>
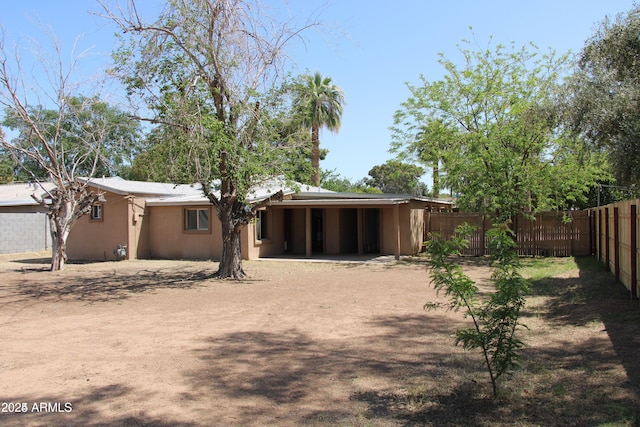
<box><xmin>0</xmin><ymin>182</ymin><xmax>55</xmax><ymax>206</ymax></box>
<box><xmin>80</xmin><ymin>177</ymin><xmax>201</xmax><ymax>197</ymax></box>
<box><xmin>272</xmin><ymin>198</ymin><xmax>413</xmax><ymax>207</ymax></box>
<box><xmin>293</xmin><ymin>192</ymin><xmax>452</xmax><ymax>205</ymax></box>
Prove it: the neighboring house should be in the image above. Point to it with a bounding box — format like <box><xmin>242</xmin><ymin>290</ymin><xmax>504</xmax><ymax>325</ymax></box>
<box><xmin>0</xmin><ymin>182</ymin><xmax>54</xmax><ymax>254</ymax></box>
<box><xmin>65</xmin><ymin>177</ymin><xmax>452</xmax><ymax>262</ymax></box>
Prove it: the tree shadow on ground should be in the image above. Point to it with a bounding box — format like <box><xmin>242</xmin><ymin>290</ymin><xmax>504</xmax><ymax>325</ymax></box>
<box><xmin>183</xmin><ymin>312</ymin><xmax>479</xmax><ymax>425</ymax></box>
<box><xmin>185</xmin><ymin>307</ymin><xmax>639</xmax><ymax>425</ymax></box>
<box><xmin>4</xmin><ymin>268</ymin><xmax>217</xmax><ymax>303</ymax></box>
<box><xmin>574</xmin><ymin>257</ymin><xmax>640</xmax><ymax>397</ymax></box>
<box><xmin>347</xmin><ymin>258</ymin><xmax>640</xmax><ymax>426</ymax></box>
<box><xmin>0</xmin><ymin>384</ymin><xmax>197</xmax><ymax>427</ymax></box>
<box><xmin>513</xmin><ymin>255</ymin><xmax>640</xmax><ymax>425</ymax></box>
<box><xmin>527</xmin><ymin>256</ymin><xmax>640</xmax><ymax>390</ymax></box>
<box><xmin>4</xmin><ymin>257</ymin><xmax>51</xmax><ymax>272</ymax></box>
<box><xmin>184</xmin><ymin>306</ymin><xmax>632</xmax><ymax>426</ymax></box>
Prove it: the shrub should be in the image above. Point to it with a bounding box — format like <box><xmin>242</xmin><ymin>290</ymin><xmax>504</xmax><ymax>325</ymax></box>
<box><xmin>425</xmin><ymin>223</ymin><xmax>529</xmax><ymax>397</ymax></box>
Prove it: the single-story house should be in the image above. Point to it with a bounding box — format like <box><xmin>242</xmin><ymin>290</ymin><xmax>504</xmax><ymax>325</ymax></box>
<box><xmin>0</xmin><ymin>182</ymin><xmax>54</xmax><ymax>254</ymax></box>
<box><xmin>63</xmin><ymin>177</ymin><xmax>452</xmax><ymax>261</ymax></box>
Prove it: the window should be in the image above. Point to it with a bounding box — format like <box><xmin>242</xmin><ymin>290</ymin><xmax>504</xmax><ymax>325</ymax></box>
<box><xmin>256</xmin><ymin>210</ymin><xmax>268</xmax><ymax>241</ymax></box>
<box><xmin>185</xmin><ymin>208</ymin><xmax>209</xmax><ymax>231</ymax></box>
<box><xmin>90</xmin><ymin>204</ymin><xmax>103</xmax><ymax>221</ymax></box>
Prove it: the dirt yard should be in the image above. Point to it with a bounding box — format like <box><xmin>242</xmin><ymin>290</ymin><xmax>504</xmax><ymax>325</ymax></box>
<box><xmin>0</xmin><ymin>253</ymin><xmax>638</xmax><ymax>426</ymax></box>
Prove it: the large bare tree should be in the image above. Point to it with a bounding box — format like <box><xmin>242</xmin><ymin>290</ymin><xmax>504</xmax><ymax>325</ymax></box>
<box><xmin>101</xmin><ymin>0</ymin><xmax>317</xmax><ymax>278</ymax></box>
<box><xmin>0</xmin><ymin>28</ymin><xmax>124</xmax><ymax>271</ymax></box>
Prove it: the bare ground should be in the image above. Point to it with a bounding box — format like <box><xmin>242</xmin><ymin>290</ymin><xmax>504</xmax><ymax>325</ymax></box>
<box><xmin>0</xmin><ymin>253</ymin><xmax>638</xmax><ymax>426</ymax></box>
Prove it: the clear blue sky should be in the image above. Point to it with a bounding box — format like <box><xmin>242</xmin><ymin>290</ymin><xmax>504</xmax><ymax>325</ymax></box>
<box><xmin>1</xmin><ymin>1</ymin><xmax>636</xmax><ymax>185</ymax></box>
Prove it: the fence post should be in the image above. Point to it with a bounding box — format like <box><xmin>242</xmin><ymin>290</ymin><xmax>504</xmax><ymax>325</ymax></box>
<box><xmin>598</xmin><ymin>208</ymin><xmax>603</xmax><ymax>262</ymax></box>
<box><xmin>631</xmin><ymin>205</ymin><xmax>638</xmax><ymax>300</ymax></box>
<box><xmin>570</xmin><ymin>214</ymin><xmax>575</xmax><ymax>257</ymax></box>
<box><xmin>424</xmin><ymin>211</ymin><xmax>431</xmax><ymax>244</ymax></box>
<box><xmin>590</xmin><ymin>210</ymin><xmax>596</xmax><ymax>256</ymax></box>
<box><xmin>614</xmin><ymin>207</ymin><xmax>620</xmax><ymax>281</ymax></box>
<box><xmin>605</xmin><ymin>207</ymin><xmax>610</xmax><ymax>271</ymax></box>
<box><xmin>480</xmin><ymin>215</ymin><xmax>486</xmax><ymax>256</ymax></box>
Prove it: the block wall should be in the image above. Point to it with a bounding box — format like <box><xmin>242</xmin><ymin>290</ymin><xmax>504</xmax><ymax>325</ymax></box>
<box><xmin>0</xmin><ymin>208</ymin><xmax>50</xmax><ymax>254</ymax></box>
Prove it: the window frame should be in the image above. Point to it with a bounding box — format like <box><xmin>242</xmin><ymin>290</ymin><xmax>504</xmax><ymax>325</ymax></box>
<box><xmin>184</xmin><ymin>207</ymin><xmax>210</xmax><ymax>233</ymax></box>
<box><xmin>255</xmin><ymin>209</ymin><xmax>269</xmax><ymax>242</ymax></box>
<box><xmin>90</xmin><ymin>203</ymin><xmax>103</xmax><ymax>222</ymax></box>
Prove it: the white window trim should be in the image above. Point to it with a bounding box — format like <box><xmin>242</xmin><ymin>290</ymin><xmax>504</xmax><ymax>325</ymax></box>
<box><xmin>255</xmin><ymin>210</ymin><xmax>269</xmax><ymax>241</ymax></box>
<box><xmin>90</xmin><ymin>204</ymin><xmax>103</xmax><ymax>221</ymax></box>
<box><xmin>184</xmin><ymin>207</ymin><xmax>210</xmax><ymax>232</ymax></box>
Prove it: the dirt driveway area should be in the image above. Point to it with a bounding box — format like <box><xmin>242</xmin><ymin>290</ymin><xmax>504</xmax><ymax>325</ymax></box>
<box><xmin>0</xmin><ymin>253</ymin><xmax>638</xmax><ymax>426</ymax></box>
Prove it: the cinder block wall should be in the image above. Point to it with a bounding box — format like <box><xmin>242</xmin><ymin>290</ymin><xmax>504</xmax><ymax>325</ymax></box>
<box><xmin>0</xmin><ymin>209</ymin><xmax>50</xmax><ymax>254</ymax></box>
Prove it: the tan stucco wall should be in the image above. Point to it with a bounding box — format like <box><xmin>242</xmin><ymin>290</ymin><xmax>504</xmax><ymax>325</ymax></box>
<box><xmin>67</xmin><ymin>190</ymin><xmax>129</xmax><ymax>261</ymax></box>
<box><xmin>148</xmin><ymin>205</ymin><xmax>222</xmax><ymax>260</ymax></box>
<box><xmin>241</xmin><ymin>226</ymin><xmax>249</xmax><ymax>260</ymax></box>
<box><xmin>67</xmin><ymin>195</ymin><xmax>427</xmax><ymax>262</ymax></box>
<box><xmin>324</xmin><ymin>208</ymin><xmax>340</xmax><ymax>254</ymax></box>
<box><xmin>379</xmin><ymin>203</ymin><xmax>425</xmax><ymax>256</ymax></box>
<box><xmin>131</xmin><ymin>198</ymin><xmax>151</xmax><ymax>259</ymax></box>
<box><xmin>380</xmin><ymin>206</ymin><xmax>393</xmax><ymax>255</ymax></box>
<box><xmin>288</xmin><ymin>208</ymin><xmax>307</xmax><ymax>255</ymax></box>
<box><xmin>146</xmin><ymin>205</ymin><xmax>288</xmax><ymax>261</ymax></box>
<box><xmin>407</xmin><ymin>201</ymin><xmax>426</xmax><ymax>253</ymax></box>
<box><xmin>244</xmin><ymin>208</ymin><xmax>285</xmax><ymax>259</ymax></box>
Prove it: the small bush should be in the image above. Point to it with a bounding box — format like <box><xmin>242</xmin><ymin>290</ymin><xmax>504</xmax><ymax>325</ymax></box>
<box><xmin>425</xmin><ymin>222</ymin><xmax>529</xmax><ymax>397</ymax></box>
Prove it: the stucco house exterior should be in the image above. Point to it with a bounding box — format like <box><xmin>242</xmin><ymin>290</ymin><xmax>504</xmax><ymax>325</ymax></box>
<box><xmin>0</xmin><ymin>182</ymin><xmax>54</xmax><ymax>254</ymax></box>
<box><xmin>63</xmin><ymin>177</ymin><xmax>452</xmax><ymax>262</ymax></box>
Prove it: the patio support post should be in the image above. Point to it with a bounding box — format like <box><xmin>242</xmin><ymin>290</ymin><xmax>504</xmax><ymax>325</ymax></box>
<box><xmin>126</xmin><ymin>196</ymin><xmax>137</xmax><ymax>260</ymax></box>
<box><xmin>393</xmin><ymin>203</ymin><xmax>400</xmax><ymax>260</ymax></box>
<box><xmin>357</xmin><ymin>208</ymin><xmax>364</xmax><ymax>255</ymax></box>
<box><xmin>305</xmin><ymin>207</ymin><xmax>312</xmax><ymax>258</ymax></box>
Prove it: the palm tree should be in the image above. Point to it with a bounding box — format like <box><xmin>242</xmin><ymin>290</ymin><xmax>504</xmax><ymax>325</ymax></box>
<box><xmin>416</xmin><ymin>119</ymin><xmax>455</xmax><ymax>198</ymax></box>
<box><xmin>293</xmin><ymin>72</ymin><xmax>345</xmax><ymax>186</ymax></box>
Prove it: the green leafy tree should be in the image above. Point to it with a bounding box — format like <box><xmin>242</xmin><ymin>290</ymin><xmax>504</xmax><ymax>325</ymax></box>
<box><xmin>320</xmin><ymin>169</ymin><xmax>382</xmax><ymax>193</ymax></box>
<box><xmin>0</xmin><ymin>129</ymin><xmax>17</xmax><ymax>183</ymax></box>
<box><xmin>292</xmin><ymin>71</ymin><xmax>345</xmax><ymax>186</ymax></box>
<box><xmin>563</xmin><ymin>5</ymin><xmax>640</xmax><ymax>188</ymax></box>
<box><xmin>282</xmin><ymin>144</ymin><xmax>327</xmax><ymax>185</ymax></box>
<box><xmin>392</xmin><ymin>39</ymin><xmax>608</xmax><ymax>220</ymax></box>
<box><xmin>365</xmin><ymin>160</ymin><xmax>425</xmax><ymax>194</ymax></box>
<box><xmin>426</xmin><ymin>223</ymin><xmax>529</xmax><ymax>398</ymax></box>
<box><xmin>0</xmin><ymin>156</ymin><xmax>13</xmax><ymax>183</ymax></box>
<box><xmin>129</xmin><ymin>81</ymin><xmax>326</xmax><ymax>186</ymax></box>
<box><xmin>391</xmin><ymin>116</ymin><xmax>454</xmax><ymax>197</ymax></box>
<box><xmin>3</xmin><ymin>96</ymin><xmax>142</xmax><ymax>180</ymax></box>
<box><xmin>319</xmin><ymin>169</ymin><xmax>352</xmax><ymax>192</ymax></box>
<box><xmin>103</xmin><ymin>0</ymin><xmax>318</xmax><ymax>278</ymax></box>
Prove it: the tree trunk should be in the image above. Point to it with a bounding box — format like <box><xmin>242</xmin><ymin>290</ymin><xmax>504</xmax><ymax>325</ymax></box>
<box><xmin>33</xmin><ymin>182</ymin><xmax>102</xmax><ymax>272</ymax></box>
<box><xmin>215</xmin><ymin>207</ymin><xmax>246</xmax><ymax>279</ymax></box>
<box><xmin>49</xmin><ymin>215</ymin><xmax>70</xmax><ymax>271</ymax></box>
<box><xmin>433</xmin><ymin>161</ymin><xmax>440</xmax><ymax>198</ymax></box>
<box><xmin>311</xmin><ymin>124</ymin><xmax>320</xmax><ymax>186</ymax></box>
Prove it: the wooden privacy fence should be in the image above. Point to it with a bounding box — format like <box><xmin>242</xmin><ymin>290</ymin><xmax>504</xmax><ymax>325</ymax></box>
<box><xmin>590</xmin><ymin>200</ymin><xmax>640</xmax><ymax>299</ymax></box>
<box><xmin>424</xmin><ymin>210</ymin><xmax>592</xmax><ymax>257</ymax></box>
